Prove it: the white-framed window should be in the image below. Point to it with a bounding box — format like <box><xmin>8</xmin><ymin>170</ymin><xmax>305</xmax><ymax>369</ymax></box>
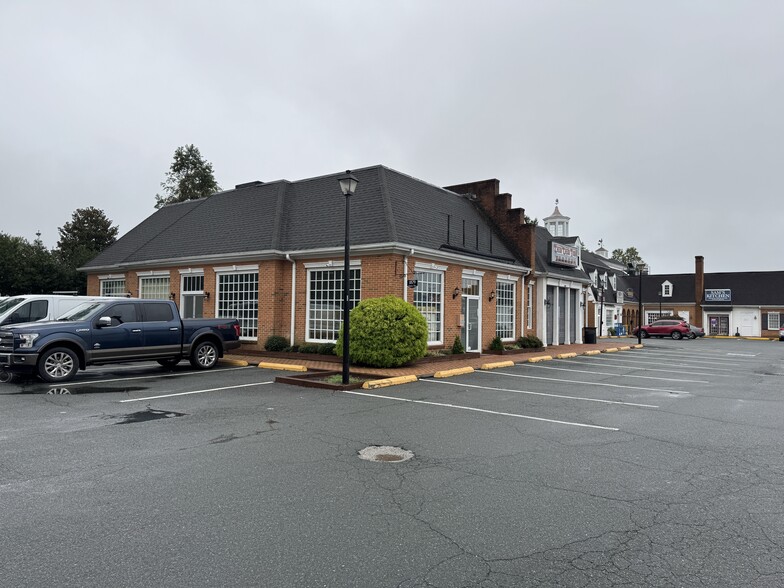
<box><xmin>181</xmin><ymin>272</ymin><xmax>205</xmax><ymax>319</ymax></box>
<box><xmin>306</xmin><ymin>267</ymin><xmax>361</xmax><ymax>342</ymax></box>
<box><xmin>610</xmin><ymin>274</ymin><xmax>617</xmax><ymax>290</ymax></box>
<box><xmin>216</xmin><ymin>269</ymin><xmax>259</xmax><ymax>340</ymax></box>
<box><xmin>601</xmin><ymin>274</ymin><xmax>608</xmax><ymax>289</ymax></box>
<box><xmin>413</xmin><ymin>270</ymin><xmax>443</xmax><ymax>344</ymax></box>
<box><xmin>591</xmin><ymin>271</ymin><xmax>598</xmax><ymax>287</ymax></box>
<box><xmin>526</xmin><ymin>283</ymin><xmax>533</xmax><ymax>328</ymax></box>
<box><xmin>100</xmin><ymin>277</ymin><xmax>126</xmax><ymax>297</ymax></box>
<box><xmin>495</xmin><ymin>280</ymin><xmax>516</xmax><ymax>340</ymax></box>
<box><xmin>646</xmin><ymin>312</ymin><xmax>663</xmax><ymax>324</ymax></box>
<box><xmin>662</xmin><ymin>281</ymin><xmax>672</xmax><ymax>297</ymax></box>
<box><xmin>769</xmin><ymin>312</ymin><xmax>780</xmax><ymax>330</ymax></box>
<box><xmin>139</xmin><ymin>275</ymin><xmax>171</xmax><ymax>300</ymax></box>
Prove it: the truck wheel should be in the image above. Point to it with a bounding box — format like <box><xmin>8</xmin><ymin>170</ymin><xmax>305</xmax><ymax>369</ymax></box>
<box><xmin>0</xmin><ymin>370</ymin><xmax>16</xmax><ymax>384</ymax></box>
<box><xmin>157</xmin><ymin>358</ymin><xmax>181</xmax><ymax>368</ymax></box>
<box><xmin>38</xmin><ymin>347</ymin><xmax>79</xmax><ymax>383</ymax></box>
<box><xmin>190</xmin><ymin>340</ymin><xmax>219</xmax><ymax>370</ymax></box>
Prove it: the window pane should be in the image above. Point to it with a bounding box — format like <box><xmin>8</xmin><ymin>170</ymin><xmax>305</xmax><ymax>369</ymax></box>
<box><xmin>495</xmin><ymin>281</ymin><xmax>515</xmax><ymax>340</ymax></box>
<box><xmin>140</xmin><ymin>276</ymin><xmax>170</xmax><ymax>300</ymax></box>
<box><xmin>100</xmin><ymin>279</ymin><xmax>126</xmax><ymax>297</ymax></box>
<box><xmin>307</xmin><ymin>268</ymin><xmax>361</xmax><ymax>342</ymax></box>
<box><xmin>217</xmin><ymin>272</ymin><xmax>259</xmax><ymax>339</ymax></box>
<box><xmin>413</xmin><ymin>271</ymin><xmax>442</xmax><ymax>343</ymax></box>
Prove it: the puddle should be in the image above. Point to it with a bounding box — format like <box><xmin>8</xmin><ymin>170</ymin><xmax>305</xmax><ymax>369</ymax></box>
<box><xmin>112</xmin><ymin>408</ymin><xmax>187</xmax><ymax>425</ymax></box>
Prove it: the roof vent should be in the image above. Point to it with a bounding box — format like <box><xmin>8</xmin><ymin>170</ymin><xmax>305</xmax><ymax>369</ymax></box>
<box><xmin>234</xmin><ymin>181</ymin><xmax>264</xmax><ymax>189</ymax></box>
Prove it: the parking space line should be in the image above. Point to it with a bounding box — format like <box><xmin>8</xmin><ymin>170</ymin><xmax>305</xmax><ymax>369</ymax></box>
<box><xmin>342</xmin><ymin>389</ymin><xmax>619</xmax><ymax>431</ymax></box>
<box><xmin>582</xmin><ymin>355</ymin><xmax>739</xmax><ymax>373</ymax></box>
<box><xmin>120</xmin><ymin>381</ymin><xmax>273</xmax><ymax>402</ymax></box>
<box><xmin>572</xmin><ymin>356</ymin><xmax>729</xmax><ymax>377</ymax></box>
<box><xmin>425</xmin><ymin>379</ymin><xmax>658</xmax><ymax>408</ymax></box>
<box><xmin>475</xmin><ymin>370</ymin><xmax>689</xmax><ymax>395</ymax></box>
<box><xmin>524</xmin><ymin>363</ymin><xmax>708</xmax><ymax>383</ymax></box>
<box><xmin>67</xmin><ymin>366</ymin><xmax>253</xmax><ymax>386</ymax></box>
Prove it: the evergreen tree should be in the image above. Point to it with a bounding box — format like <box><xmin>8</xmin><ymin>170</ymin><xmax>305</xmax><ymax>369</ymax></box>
<box><xmin>154</xmin><ymin>144</ymin><xmax>221</xmax><ymax>209</ymax></box>
<box><xmin>611</xmin><ymin>246</ymin><xmax>646</xmax><ymax>268</ymax></box>
<box><xmin>56</xmin><ymin>207</ymin><xmax>119</xmax><ymax>293</ymax></box>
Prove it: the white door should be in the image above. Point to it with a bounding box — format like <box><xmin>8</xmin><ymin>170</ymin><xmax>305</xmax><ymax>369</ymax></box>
<box><xmin>737</xmin><ymin>311</ymin><xmax>755</xmax><ymax>336</ymax></box>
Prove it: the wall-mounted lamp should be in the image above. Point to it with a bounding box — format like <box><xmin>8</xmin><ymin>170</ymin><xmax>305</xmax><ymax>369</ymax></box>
<box><xmin>488</xmin><ymin>290</ymin><xmax>496</xmax><ymax>302</ymax></box>
<box><xmin>543</xmin><ymin>298</ymin><xmax>551</xmax><ymax>307</ymax></box>
<box><xmin>204</xmin><ymin>291</ymin><xmax>210</xmax><ymax>301</ymax></box>
<box><xmin>452</xmin><ymin>287</ymin><xmax>461</xmax><ymax>299</ymax></box>
<box><xmin>169</xmin><ymin>292</ymin><xmax>176</xmax><ymax>301</ymax></box>
<box><xmin>580</xmin><ymin>300</ymin><xmax>585</xmax><ymax>308</ymax></box>
<box><xmin>125</xmin><ymin>291</ymin><xmax>133</xmax><ymax>298</ymax></box>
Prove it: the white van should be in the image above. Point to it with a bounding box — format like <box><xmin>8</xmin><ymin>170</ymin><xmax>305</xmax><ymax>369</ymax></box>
<box><xmin>0</xmin><ymin>295</ymin><xmax>118</xmax><ymax>327</ymax></box>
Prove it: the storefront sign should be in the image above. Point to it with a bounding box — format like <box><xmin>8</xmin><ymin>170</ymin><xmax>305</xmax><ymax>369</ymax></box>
<box><xmin>407</xmin><ymin>279</ymin><xmax>418</xmax><ymax>288</ymax></box>
<box><xmin>705</xmin><ymin>289</ymin><xmax>731</xmax><ymax>302</ymax></box>
<box><xmin>549</xmin><ymin>242</ymin><xmax>579</xmax><ymax>268</ymax></box>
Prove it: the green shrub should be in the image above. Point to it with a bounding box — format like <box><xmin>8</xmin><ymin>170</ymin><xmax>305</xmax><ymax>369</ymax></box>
<box><xmin>317</xmin><ymin>343</ymin><xmax>336</xmax><ymax>355</ymax></box>
<box><xmin>451</xmin><ymin>335</ymin><xmax>465</xmax><ymax>355</ymax></box>
<box><xmin>264</xmin><ymin>335</ymin><xmax>290</xmax><ymax>352</ymax></box>
<box><xmin>336</xmin><ymin>296</ymin><xmax>428</xmax><ymax>368</ymax></box>
<box><xmin>489</xmin><ymin>336</ymin><xmax>504</xmax><ymax>351</ymax></box>
<box><xmin>298</xmin><ymin>344</ymin><xmax>321</xmax><ymax>354</ymax></box>
<box><xmin>608</xmin><ymin>327</ymin><xmax>616</xmax><ymax>336</ymax></box>
<box><xmin>518</xmin><ymin>334</ymin><xmax>543</xmax><ymax>348</ymax></box>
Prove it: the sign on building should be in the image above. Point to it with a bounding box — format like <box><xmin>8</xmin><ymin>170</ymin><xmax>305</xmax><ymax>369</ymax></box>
<box><xmin>549</xmin><ymin>242</ymin><xmax>579</xmax><ymax>268</ymax></box>
<box><xmin>704</xmin><ymin>289</ymin><xmax>731</xmax><ymax>302</ymax></box>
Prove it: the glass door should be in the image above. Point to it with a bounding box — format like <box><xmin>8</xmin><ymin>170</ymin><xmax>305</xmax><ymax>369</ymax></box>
<box><xmin>461</xmin><ymin>277</ymin><xmax>480</xmax><ymax>352</ymax></box>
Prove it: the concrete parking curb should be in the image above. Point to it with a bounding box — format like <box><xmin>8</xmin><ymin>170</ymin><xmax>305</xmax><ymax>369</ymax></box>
<box><xmin>556</xmin><ymin>352</ymin><xmax>577</xmax><ymax>359</ymax></box>
<box><xmin>363</xmin><ymin>375</ymin><xmax>418</xmax><ymax>389</ymax></box>
<box><xmin>480</xmin><ymin>360</ymin><xmax>515</xmax><ymax>370</ymax></box>
<box><xmin>434</xmin><ymin>367</ymin><xmax>475</xmax><ymax>378</ymax></box>
<box><xmin>631</xmin><ymin>344</ymin><xmax>644</xmax><ymax>349</ymax></box>
<box><xmin>219</xmin><ymin>358</ymin><xmax>249</xmax><ymax>367</ymax></box>
<box><xmin>618</xmin><ymin>346</ymin><xmax>631</xmax><ymax>351</ymax></box>
<box><xmin>583</xmin><ymin>350</ymin><xmax>601</xmax><ymax>355</ymax></box>
<box><xmin>258</xmin><ymin>362</ymin><xmax>308</xmax><ymax>372</ymax></box>
<box><xmin>602</xmin><ymin>348</ymin><xmax>619</xmax><ymax>353</ymax></box>
<box><xmin>528</xmin><ymin>356</ymin><xmax>553</xmax><ymax>363</ymax></box>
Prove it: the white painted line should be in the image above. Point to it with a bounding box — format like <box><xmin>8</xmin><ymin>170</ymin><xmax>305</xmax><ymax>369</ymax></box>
<box><xmin>474</xmin><ymin>370</ymin><xmax>689</xmax><ymax>395</ymax></box>
<box><xmin>524</xmin><ymin>363</ymin><xmax>708</xmax><ymax>383</ymax></box>
<box><xmin>727</xmin><ymin>353</ymin><xmax>758</xmax><ymax>357</ymax></box>
<box><xmin>119</xmin><ymin>381</ymin><xmax>273</xmax><ymax>402</ymax></box>
<box><xmin>341</xmin><ymin>389</ymin><xmax>619</xmax><ymax>431</ymax></box>
<box><xmin>571</xmin><ymin>356</ymin><xmax>728</xmax><ymax>377</ymax></box>
<box><xmin>426</xmin><ymin>379</ymin><xmax>658</xmax><ymax>408</ymax></box>
<box><xmin>582</xmin><ymin>355</ymin><xmax>739</xmax><ymax>373</ymax></box>
<box><xmin>73</xmin><ymin>366</ymin><xmax>252</xmax><ymax>386</ymax></box>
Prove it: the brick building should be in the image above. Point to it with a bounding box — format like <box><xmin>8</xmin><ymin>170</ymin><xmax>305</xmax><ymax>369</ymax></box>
<box><xmin>83</xmin><ymin>166</ymin><xmax>596</xmax><ymax>352</ymax></box>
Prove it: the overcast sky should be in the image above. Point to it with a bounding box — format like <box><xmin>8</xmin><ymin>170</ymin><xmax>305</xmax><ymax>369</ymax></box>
<box><xmin>2</xmin><ymin>1</ymin><xmax>782</xmax><ymax>274</ymax></box>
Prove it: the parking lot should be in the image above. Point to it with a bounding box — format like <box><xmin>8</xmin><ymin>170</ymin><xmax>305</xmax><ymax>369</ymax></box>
<box><xmin>2</xmin><ymin>338</ymin><xmax>784</xmax><ymax>587</ymax></box>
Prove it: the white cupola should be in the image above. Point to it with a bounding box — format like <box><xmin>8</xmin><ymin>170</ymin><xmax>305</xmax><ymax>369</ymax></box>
<box><xmin>543</xmin><ymin>199</ymin><xmax>570</xmax><ymax>237</ymax></box>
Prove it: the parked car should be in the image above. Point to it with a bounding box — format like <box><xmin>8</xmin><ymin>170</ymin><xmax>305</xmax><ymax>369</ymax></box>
<box><xmin>780</xmin><ymin>325</ymin><xmax>784</xmax><ymax>341</ymax></box>
<box><xmin>0</xmin><ymin>294</ymin><xmax>116</xmax><ymax>327</ymax></box>
<box><xmin>633</xmin><ymin>319</ymin><xmax>691</xmax><ymax>340</ymax></box>
<box><xmin>0</xmin><ymin>299</ymin><xmax>241</xmax><ymax>383</ymax></box>
<box><xmin>687</xmin><ymin>324</ymin><xmax>705</xmax><ymax>339</ymax></box>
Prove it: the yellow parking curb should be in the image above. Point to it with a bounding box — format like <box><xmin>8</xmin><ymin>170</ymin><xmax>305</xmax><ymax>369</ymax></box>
<box><xmin>602</xmin><ymin>348</ymin><xmax>619</xmax><ymax>353</ymax></box>
<box><xmin>258</xmin><ymin>362</ymin><xmax>308</xmax><ymax>372</ymax></box>
<box><xmin>631</xmin><ymin>344</ymin><xmax>644</xmax><ymax>349</ymax></box>
<box><xmin>583</xmin><ymin>350</ymin><xmax>601</xmax><ymax>355</ymax></box>
<box><xmin>528</xmin><ymin>355</ymin><xmax>553</xmax><ymax>363</ymax></box>
<box><xmin>434</xmin><ymin>367</ymin><xmax>475</xmax><ymax>378</ymax></box>
<box><xmin>219</xmin><ymin>358</ymin><xmax>249</xmax><ymax>367</ymax></box>
<box><xmin>618</xmin><ymin>346</ymin><xmax>631</xmax><ymax>351</ymax></box>
<box><xmin>363</xmin><ymin>375</ymin><xmax>418</xmax><ymax>389</ymax></box>
<box><xmin>481</xmin><ymin>360</ymin><xmax>515</xmax><ymax>370</ymax></box>
<box><xmin>556</xmin><ymin>352</ymin><xmax>577</xmax><ymax>359</ymax></box>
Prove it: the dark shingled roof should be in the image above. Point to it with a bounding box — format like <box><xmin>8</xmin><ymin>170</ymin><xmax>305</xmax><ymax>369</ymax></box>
<box><xmin>82</xmin><ymin>165</ymin><xmax>524</xmax><ymax>270</ymax></box>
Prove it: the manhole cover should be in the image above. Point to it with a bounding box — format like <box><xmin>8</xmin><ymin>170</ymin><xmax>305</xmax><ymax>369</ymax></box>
<box><xmin>358</xmin><ymin>445</ymin><xmax>414</xmax><ymax>463</ymax></box>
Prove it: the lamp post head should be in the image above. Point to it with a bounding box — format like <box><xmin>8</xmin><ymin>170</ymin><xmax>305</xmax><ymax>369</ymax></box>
<box><xmin>338</xmin><ymin>170</ymin><xmax>359</xmax><ymax>196</ymax></box>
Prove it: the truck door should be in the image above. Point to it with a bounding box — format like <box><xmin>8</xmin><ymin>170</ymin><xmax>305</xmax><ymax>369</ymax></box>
<box><xmin>91</xmin><ymin>302</ymin><xmax>144</xmax><ymax>361</ymax></box>
<box><xmin>141</xmin><ymin>302</ymin><xmax>181</xmax><ymax>355</ymax></box>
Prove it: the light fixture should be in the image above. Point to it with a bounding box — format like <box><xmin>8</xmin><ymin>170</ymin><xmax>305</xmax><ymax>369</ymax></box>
<box><xmin>338</xmin><ymin>171</ymin><xmax>359</xmax><ymax>385</ymax></box>
<box><xmin>543</xmin><ymin>298</ymin><xmax>551</xmax><ymax>307</ymax></box>
<box><xmin>169</xmin><ymin>292</ymin><xmax>176</xmax><ymax>300</ymax></box>
<box><xmin>204</xmin><ymin>291</ymin><xmax>210</xmax><ymax>301</ymax></box>
<box><xmin>125</xmin><ymin>291</ymin><xmax>133</xmax><ymax>298</ymax></box>
<box><xmin>488</xmin><ymin>290</ymin><xmax>496</xmax><ymax>302</ymax></box>
<box><xmin>452</xmin><ymin>287</ymin><xmax>461</xmax><ymax>299</ymax></box>
<box><xmin>338</xmin><ymin>170</ymin><xmax>359</xmax><ymax>197</ymax></box>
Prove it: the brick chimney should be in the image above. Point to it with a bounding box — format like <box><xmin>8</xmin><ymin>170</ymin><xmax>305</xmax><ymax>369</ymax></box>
<box><xmin>694</xmin><ymin>255</ymin><xmax>704</xmax><ymax>327</ymax></box>
<box><xmin>444</xmin><ymin>179</ymin><xmax>537</xmax><ymax>273</ymax></box>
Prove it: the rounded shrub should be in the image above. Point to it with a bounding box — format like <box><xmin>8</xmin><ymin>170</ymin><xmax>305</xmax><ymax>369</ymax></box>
<box><xmin>336</xmin><ymin>296</ymin><xmax>428</xmax><ymax>368</ymax></box>
<box><xmin>264</xmin><ymin>335</ymin><xmax>290</xmax><ymax>352</ymax></box>
<box><xmin>489</xmin><ymin>336</ymin><xmax>504</xmax><ymax>352</ymax></box>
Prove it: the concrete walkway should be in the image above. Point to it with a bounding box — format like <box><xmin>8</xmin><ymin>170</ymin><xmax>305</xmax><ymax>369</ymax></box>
<box><xmin>227</xmin><ymin>338</ymin><xmax>642</xmax><ymax>378</ymax></box>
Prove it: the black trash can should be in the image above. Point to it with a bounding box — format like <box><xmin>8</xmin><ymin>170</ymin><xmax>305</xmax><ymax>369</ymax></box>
<box><xmin>583</xmin><ymin>326</ymin><xmax>597</xmax><ymax>344</ymax></box>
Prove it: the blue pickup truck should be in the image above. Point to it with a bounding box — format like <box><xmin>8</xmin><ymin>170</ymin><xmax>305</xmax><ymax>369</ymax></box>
<box><xmin>0</xmin><ymin>299</ymin><xmax>242</xmax><ymax>383</ymax></box>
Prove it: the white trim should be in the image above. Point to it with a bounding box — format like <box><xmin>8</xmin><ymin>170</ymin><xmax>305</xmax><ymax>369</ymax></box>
<box><xmin>136</xmin><ymin>270</ymin><xmax>170</xmax><ymax>277</ymax></box>
<box><xmin>414</xmin><ymin>261</ymin><xmax>448</xmax><ymax>272</ymax></box>
<box><xmin>412</xmin><ymin>267</ymin><xmax>445</xmax><ymax>346</ymax></box>
<box><xmin>497</xmin><ymin>274</ymin><xmax>520</xmax><ymax>282</ymax></box>
<box><xmin>178</xmin><ymin>268</ymin><xmax>204</xmax><ymax>275</ymax></box>
<box><xmin>303</xmin><ymin>260</ymin><xmax>362</xmax><ymax>269</ymax></box>
<box><xmin>98</xmin><ymin>273</ymin><xmax>125</xmax><ymax>280</ymax></box>
<box><xmin>462</xmin><ymin>269</ymin><xmax>485</xmax><ymax>277</ymax></box>
<box><xmin>213</xmin><ymin>264</ymin><xmax>259</xmax><ymax>273</ymax></box>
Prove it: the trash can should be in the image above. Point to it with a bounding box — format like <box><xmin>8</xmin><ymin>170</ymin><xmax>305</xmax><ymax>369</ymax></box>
<box><xmin>583</xmin><ymin>326</ymin><xmax>597</xmax><ymax>344</ymax></box>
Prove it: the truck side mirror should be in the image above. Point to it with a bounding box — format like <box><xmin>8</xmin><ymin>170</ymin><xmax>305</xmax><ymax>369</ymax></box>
<box><xmin>97</xmin><ymin>317</ymin><xmax>112</xmax><ymax>328</ymax></box>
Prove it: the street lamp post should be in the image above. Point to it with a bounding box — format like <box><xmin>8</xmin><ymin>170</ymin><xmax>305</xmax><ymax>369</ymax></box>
<box><xmin>628</xmin><ymin>263</ymin><xmax>645</xmax><ymax>344</ymax></box>
<box><xmin>338</xmin><ymin>171</ymin><xmax>359</xmax><ymax>385</ymax></box>
<box><xmin>598</xmin><ymin>287</ymin><xmax>604</xmax><ymax>337</ymax></box>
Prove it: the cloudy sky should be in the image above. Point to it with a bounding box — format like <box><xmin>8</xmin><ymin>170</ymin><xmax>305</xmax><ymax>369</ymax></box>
<box><xmin>2</xmin><ymin>1</ymin><xmax>782</xmax><ymax>274</ymax></box>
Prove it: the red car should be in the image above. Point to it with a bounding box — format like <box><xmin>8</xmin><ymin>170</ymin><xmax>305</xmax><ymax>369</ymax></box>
<box><xmin>633</xmin><ymin>319</ymin><xmax>691</xmax><ymax>340</ymax></box>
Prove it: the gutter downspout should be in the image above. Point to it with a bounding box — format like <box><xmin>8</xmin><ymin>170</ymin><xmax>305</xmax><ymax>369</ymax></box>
<box><xmin>404</xmin><ymin>249</ymin><xmax>414</xmax><ymax>300</ymax></box>
<box><xmin>286</xmin><ymin>254</ymin><xmax>295</xmax><ymax>344</ymax></box>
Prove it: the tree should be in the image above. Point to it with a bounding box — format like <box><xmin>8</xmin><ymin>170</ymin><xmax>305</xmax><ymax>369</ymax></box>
<box><xmin>56</xmin><ymin>207</ymin><xmax>119</xmax><ymax>293</ymax></box>
<box><xmin>154</xmin><ymin>144</ymin><xmax>221</xmax><ymax>209</ymax></box>
<box><xmin>611</xmin><ymin>246</ymin><xmax>646</xmax><ymax>268</ymax></box>
<box><xmin>0</xmin><ymin>233</ymin><xmax>68</xmax><ymax>295</ymax></box>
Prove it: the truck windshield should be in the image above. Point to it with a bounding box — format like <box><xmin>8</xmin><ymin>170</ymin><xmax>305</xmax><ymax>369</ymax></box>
<box><xmin>0</xmin><ymin>297</ymin><xmax>25</xmax><ymax>314</ymax></box>
<box><xmin>57</xmin><ymin>302</ymin><xmax>108</xmax><ymax>321</ymax></box>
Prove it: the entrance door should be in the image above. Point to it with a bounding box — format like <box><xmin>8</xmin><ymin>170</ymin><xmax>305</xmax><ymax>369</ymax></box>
<box><xmin>461</xmin><ymin>277</ymin><xmax>480</xmax><ymax>352</ymax></box>
<box><xmin>708</xmin><ymin>315</ymin><xmax>729</xmax><ymax>336</ymax></box>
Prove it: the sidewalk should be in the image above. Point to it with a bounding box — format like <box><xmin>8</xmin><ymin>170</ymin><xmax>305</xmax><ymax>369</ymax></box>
<box><xmin>226</xmin><ymin>339</ymin><xmax>640</xmax><ymax>379</ymax></box>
